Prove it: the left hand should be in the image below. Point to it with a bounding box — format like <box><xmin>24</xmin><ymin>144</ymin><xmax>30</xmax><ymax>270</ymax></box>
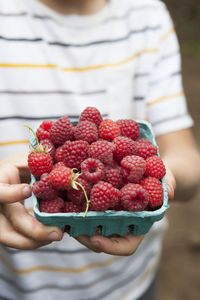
<box><xmin>165</xmin><ymin>165</ymin><xmax>176</xmax><ymax>200</ymax></box>
<box><xmin>75</xmin><ymin>232</ymin><xmax>144</xmax><ymax>256</ymax></box>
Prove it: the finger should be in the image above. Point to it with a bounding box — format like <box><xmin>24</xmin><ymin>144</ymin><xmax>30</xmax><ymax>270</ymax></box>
<box><xmin>74</xmin><ymin>235</ymin><xmax>103</xmax><ymax>253</ymax></box>
<box><xmin>3</xmin><ymin>202</ymin><xmax>63</xmax><ymax>243</ymax></box>
<box><xmin>0</xmin><ymin>213</ymin><xmax>52</xmax><ymax>250</ymax></box>
<box><xmin>0</xmin><ymin>159</ymin><xmax>30</xmax><ymax>184</ymax></box>
<box><xmin>0</xmin><ymin>152</ymin><xmax>28</xmax><ymax>168</ymax></box>
<box><xmin>90</xmin><ymin>233</ymin><xmax>144</xmax><ymax>256</ymax></box>
<box><xmin>0</xmin><ymin>163</ymin><xmax>21</xmax><ymax>184</ymax></box>
<box><xmin>0</xmin><ymin>183</ymin><xmax>32</xmax><ymax>203</ymax></box>
<box><xmin>165</xmin><ymin>166</ymin><xmax>176</xmax><ymax>200</ymax></box>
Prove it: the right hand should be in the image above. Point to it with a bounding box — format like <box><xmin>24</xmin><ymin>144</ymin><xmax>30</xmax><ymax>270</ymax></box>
<box><xmin>0</xmin><ymin>153</ymin><xmax>63</xmax><ymax>250</ymax></box>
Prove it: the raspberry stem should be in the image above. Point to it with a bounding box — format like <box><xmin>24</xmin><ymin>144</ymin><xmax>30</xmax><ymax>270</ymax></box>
<box><xmin>74</xmin><ymin>181</ymin><xmax>90</xmax><ymax>218</ymax></box>
<box><xmin>24</xmin><ymin>125</ymin><xmax>39</xmax><ymax>145</ymax></box>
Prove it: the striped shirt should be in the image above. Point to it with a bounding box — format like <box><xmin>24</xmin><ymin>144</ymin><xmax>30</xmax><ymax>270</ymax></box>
<box><xmin>0</xmin><ymin>0</ymin><xmax>193</xmax><ymax>299</ymax></box>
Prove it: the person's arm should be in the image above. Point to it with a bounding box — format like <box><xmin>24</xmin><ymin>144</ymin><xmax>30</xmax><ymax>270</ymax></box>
<box><xmin>157</xmin><ymin>128</ymin><xmax>200</xmax><ymax>201</ymax></box>
<box><xmin>0</xmin><ymin>153</ymin><xmax>63</xmax><ymax>250</ymax></box>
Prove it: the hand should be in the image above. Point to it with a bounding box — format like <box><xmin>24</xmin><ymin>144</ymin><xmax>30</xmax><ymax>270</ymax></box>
<box><xmin>0</xmin><ymin>154</ymin><xmax>63</xmax><ymax>250</ymax></box>
<box><xmin>165</xmin><ymin>165</ymin><xmax>176</xmax><ymax>200</ymax></box>
<box><xmin>75</xmin><ymin>232</ymin><xmax>144</xmax><ymax>256</ymax></box>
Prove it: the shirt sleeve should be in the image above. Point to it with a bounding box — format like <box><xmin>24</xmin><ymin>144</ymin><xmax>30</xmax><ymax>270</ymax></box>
<box><xmin>146</xmin><ymin>5</ymin><xmax>193</xmax><ymax>136</ymax></box>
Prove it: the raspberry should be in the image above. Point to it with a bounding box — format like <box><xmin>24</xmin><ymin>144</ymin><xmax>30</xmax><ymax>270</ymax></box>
<box><xmin>53</xmin><ymin>161</ymin><xmax>66</xmax><ymax>169</ymax></box>
<box><xmin>90</xmin><ymin>181</ymin><xmax>120</xmax><ymax>211</ymax></box>
<box><xmin>88</xmin><ymin>140</ymin><xmax>114</xmax><ymax>165</ymax></box>
<box><xmin>120</xmin><ymin>183</ymin><xmax>149</xmax><ymax>211</ymax></box>
<box><xmin>81</xmin><ymin>158</ymin><xmax>104</xmax><ymax>183</ymax></box>
<box><xmin>74</xmin><ymin>121</ymin><xmax>98</xmax><ymax>144</ymax></box>
<box><xmin>113</xmin><ymin>136</ymin><xmax>138</xmax><ymax>162</ymax></box>
<box><xmin>145</xmin><ymin>156</ymin><xmax>166</xmax><ymax>179</ymax></box>
<box><xmin>104</xmin><ymin>165</ymin><xmax>123</xmax><ymax>189</ymax></box>
<box><xmin>54</xmin><ymin>145</ymin><xmax>64</xmax><ymax>162</ymax></box>
<box><xmin>48</xmin><ymin>166</ymin><xmax>72</xmax><ymax>190</ymax></box>
<box><xmin>62</xmin><ymin>140</ymin><xmax>89</xmax><ymax>169</ymax></box>
<box><xmin>63</xmin><ymin>201</ymin><xmax>82</xmax><ymax>213</ymax></box>
<box><xmin>67</xmin><ymin>177</ymin><xmax>92</xmax><ymax>205</ymax></box>
<box><xmin>40</xmin><ymin>139</ymin><xmax>55</xmax><ymax>158</ymax></box>
<box><xmin>135</xmin><ymin>142</ymin><xmax>157</xmax><ymax>159</ymax></box>
<box><xmin>136</xmin><ymin>138</ymin><xmax>152</xmax><ymax>145</ymax></box>
<box><xmin>28</xmin><ymin>151</ymin><xmax>53</xmax><ymax>178</ymax></box>
<box><xmin>112</xmin><ymin>203</ymin><xmax>125</xmax><ymax>211</ymax></box>
<box><xmin>32</xmin><ymin>173</ymin><xmax>58</xmax><ymax>200</ymax></box>
<box><xmin>79</xmin><ymin>106</ymin><xmax>103</xmax><ymax>127</ymax></box>
<box><xmin>116</xmin><ymin>119</ymin><xmax>140</xmax><ymax>140</ymax></box>
<box><xmin>99</xmin><ymin>119</ymin><xmax>120</xmax><ymax>141</ymax></box>
<box><xmin>40</xmin><ymin>197</ymin><xmax>64</xmax><ymax>213</ymax></box>
<box><xmin>50</xmin><ymin>116</ymin><xmax>74</xmax><ymax>146</ymax></box>
<box><xmin>36</xmin><ymin>120</ymin><xmax>54</xmax><ymax>141</ymax></box>
<box><xmin>121</xmin><ymin>155</ymin><xmax>146</xmax><ymax>183</ymax></box>
<box><xmin>141</xmin><ymin>177</ymin><xmax>164</xmax><ymax>208</ymax></box>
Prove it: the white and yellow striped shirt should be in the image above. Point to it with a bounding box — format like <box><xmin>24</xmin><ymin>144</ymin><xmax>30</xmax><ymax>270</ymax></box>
<box><xmin>0</xmin><ymin>0</ymin><xmax>193</xmax><ymax>299</ymax></box>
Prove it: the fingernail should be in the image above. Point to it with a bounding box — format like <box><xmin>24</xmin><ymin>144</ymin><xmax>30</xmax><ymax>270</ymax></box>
<box><xmin>48</xmin><ymin>231</ymin><xmax>60</xmax><ymax>241</ymax></box>
<box><xmin>23</xmin><ymin>186</ymin><xmax>32</xmax><ymax>197</ymax></box>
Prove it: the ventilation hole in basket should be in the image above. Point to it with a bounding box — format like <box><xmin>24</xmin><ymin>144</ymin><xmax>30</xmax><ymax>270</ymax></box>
<box><xmin>128</xmin><ymin>225</ymin><xmax>134</xmax><ymax>233</ymax></box>
<box><xmin>96</xmin><ymin>225</ymin><xmax>103</xmax><ymax>235</ymax></box>
<box><xmin>64</xmin><ymin>225</ymin><xmax>71</xmax><ymax>234</ymax></box>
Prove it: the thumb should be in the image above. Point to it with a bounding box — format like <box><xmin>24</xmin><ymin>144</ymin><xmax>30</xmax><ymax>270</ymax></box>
<box><xmin>165</xmin><ymin>166</ymin><xmax>176</xmax><ymax>200</ymax></box>
<box><xmin>0</xmin><ymin>183</ymin><xmax>32</xmax><ymax>203</ymax></box>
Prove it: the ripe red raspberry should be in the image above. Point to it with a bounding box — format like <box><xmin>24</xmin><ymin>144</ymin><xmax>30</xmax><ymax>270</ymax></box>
<box><xmin>120</xmin><ymin>183</ymin><xmax>149</xmax><ymax>211</ymax></box>
<box><xmin>62</xmin><ymin>140</ymin><xmax>89</xmax><ymax>169</ymax></box>
<box><xmin>135</xmin><ymin>142</ymin><xmax>157</xmax><ymax>159</ymax></box>
<box><xmin>141</xmin><ymin>177</ymin><xmax>164</xmax><ymax>208</ymax></box>
<box><xmin>104</xmin><ymin>165</ymin><xmax>123</xmax><ymax>189</ymax></box>
<box><xmin>67</xmin><ymin>177</ymin><xmax>92</xmax><ymax>205</ymax></box>
<box><xmin>79</xmin><ymin>106</ymin><xmax>103</xmax><ymax>127</ymax></box>
<box><xmin>116</xmin><ymin>119</ymin><xmax>140</xmax><ymax>140</ymax></box>
<box><xmin>36</xmin><ymin>120</ymin><xmax>54</xmax><ymax>141</ymax></box>
<box><xmin>28</xmin><ymin>151</ymin><xmax>53</xmax><ymax>178</ymax></box>
<box><xmin>74</xmin><ymin>121</ymin><xmax>98</xmax><ymax>144</ymax></box>
<box><xmin>40</xmin><ymin>139</ymin><xmax>55</xmax><ymax>158</ymax></box>
<box><xmin>54</xmin><ymin>145</ymin><xmax>64</xmax><ymax>162</ymax></box>
<box><xmin>136</xmin><ymin>138</ymin><xmax>152</xmax><ymax>145</ymax></box>
<box><xmin>99</xmin><ymin>119</ymin><xmax>120</xmax><ymax>141</ymax></box>
<box><xmin>113</xmin><ymin>136</ymin><xmax>138</xmax><ymax>162</ymax></box>
<box><xmin>50</xmin><ymin>116</ymin><xmax>74</xmax><ymax>146</ymax></box>
<box><xmin>112</xmin><ymin>203</ymin><xmax>125</xmax><ymax>211</ymax></box>
<box><xmin>53</xmin><ymin>161</ymin><xmax>66</xmax><ymax>169</ymax></box>
<box><xmin>90</xmin><ymin>181</ymin><xmax>120</xmax><ymax>211</ymax></box>
<box><xmin>48</xmin><ymin>166</ymin><xmax>72</xmax><ymax>190</ymax></box>
<box><xmin>81</xmin><ymin>158</ymin><xmax>104</xmax><ymax>183</ymax></box>
<box><xmin>63</xmin><ymin>201</ymin><xmax>82</xmax><ymax>213</ymax></box>
<box><xmin>40</xmin><ymin>197</ymin><xmax>64</xmax><ymax>213</ymax></box>
<box><xmin>145</xmin><ymin>156</ymin><xmax>166</xmax><ymax>179</ymax></box>
<box><xmin>121</xmin><ymin>155</ymin><xmax>146</xmax><ymax>183</ymax></box>
<box><xmin>32</xmin><ymin>173</ymin><xmax>58</xmax><ymax>200</ymax></box>
<box><xmin>88</xmin><ymin>140</ymin><xmax>114</xmax><ymax>165</ymax></box>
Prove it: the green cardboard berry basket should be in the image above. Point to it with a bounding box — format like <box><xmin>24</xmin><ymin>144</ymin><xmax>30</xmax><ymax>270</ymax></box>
<box><xmin>30</xmin><ymin>120</ymin><xmax>169</xmax><ymax>237</ymax></box>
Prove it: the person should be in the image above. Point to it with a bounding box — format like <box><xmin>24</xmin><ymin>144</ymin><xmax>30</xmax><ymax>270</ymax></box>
<box><xmin>0</xmin><ymin>0</ymin><xmax>199</xmax><ymax>299</ymax></box>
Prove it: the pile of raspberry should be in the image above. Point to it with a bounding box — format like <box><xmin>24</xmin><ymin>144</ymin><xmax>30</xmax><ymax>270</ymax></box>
<box><xmin>28</xmin><ymin>106</ymin><xmax>166</xmax><ymax>215</ymax></box>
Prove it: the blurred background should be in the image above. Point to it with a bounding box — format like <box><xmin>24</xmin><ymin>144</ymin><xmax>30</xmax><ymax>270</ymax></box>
<box><xmin>158</xmin><ymin>1</ymin><xmax>200</xmax><ymax>300</ymax></box>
